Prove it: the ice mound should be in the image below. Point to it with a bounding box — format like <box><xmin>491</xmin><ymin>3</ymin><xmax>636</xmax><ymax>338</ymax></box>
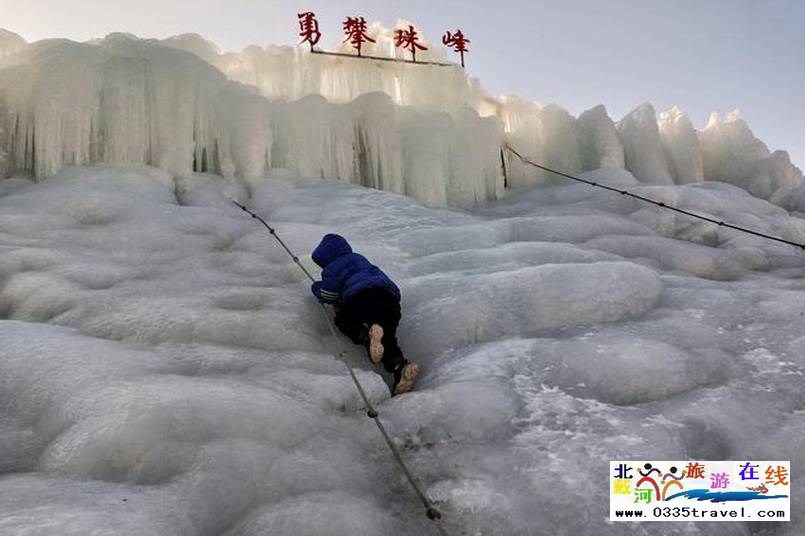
<box><xmin>38</xmin><ymin>377</ymin><xmax>326</xmax><ymax>481</ymax></box>
<box><xmin>396</xmin><ymin>212</ymin><xmax>652</xmax><ymax>257</ymax></box>
<box><xmin>225</xmin><ymin>492</ymin><xmax>397</xmax><ymax>536</ymax></box>
<box><xmin>584</xmin><ymin>235</ymin><xmax>749</xmax><ymax>280</ymax></box>
<box><xmin>1</xmin><ymin>160</ymin><xmax>804</xmax><ymax>535</ymax></box>
<box><xmin>401</xmin><ymin>262</ymin><xmax>662</xmax><ymax>356</ymax></box>
<box><xmin>0</xmin><ymin>412</ymin><xmax>38</xmax><ymax>473</ymax></box>
<box><xmin>403</xmin><ymin>241</ymin><xmax>620</xmax><ymax>277</ymax></box>
<box><xmin>544</xmin><ymin>336</ymin><xmax>733</xmax><ymax>404</ymax></box>
<box><xmin>0</xmin><ymin>475</ymin><xmax>177</xmax><ymax>535</ymax></box>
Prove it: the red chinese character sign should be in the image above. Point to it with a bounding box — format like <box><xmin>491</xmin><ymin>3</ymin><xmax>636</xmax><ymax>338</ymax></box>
<box><xmin>442</xmin><ymin>29</ymin><xmax>469</xmax><ymax>67</ymax></box>
<box><xmin>295</xmin><ymin>14</ymin><xmax>468</xmax><ymax>67</ymax></box>
<box><xmin>297</xmin><ymin>12</ymin><xmax>321</xmax><ymax>51</ymax></box>
<box><xmin>343</xmin><ymin>17</ymin><xmax>375</xmax><ymax>57</ymax></box>
<box><xmin>394</xmin><ymin>24</ymin><xmax>428</xmax><ymax>62</ymax></box>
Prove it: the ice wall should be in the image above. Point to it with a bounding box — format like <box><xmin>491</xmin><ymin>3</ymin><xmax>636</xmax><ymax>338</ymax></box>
<box><xmin>0</xmin><ymin>34</ymin><xmax>271</xmax><ymax>181</ymax></box>
<box><xmin>0</xmin><ymin>33</ymin><xmax>503</xmax><ymax>207</ymax></box>
<box><xmin>0</xmin><ymin>27</ymin><xmax>802</xmax><ymax>208</ymax></box>
<box><xmin>162</xmin><ymin>23</ymin><xmax>473</xmax><ymax>113</ymax></box>
<box><xmin>153</xmin><ymin>25</ymin><xmax>803</xmax><ymax>202</ymax></box>
<box><xmin>267</xmin><ymin>92</ymin><xmax>502</xmax><ymax>206</ymax></box>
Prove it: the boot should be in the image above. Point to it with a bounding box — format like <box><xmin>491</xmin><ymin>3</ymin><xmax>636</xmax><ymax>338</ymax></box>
<box><xmin>392</xmin><ymin>360</ymin><xmax>419</xmax><ymax>396</ymax></box>
<box><xmin>368</xmin><ymin>324</ymin><xmax>384</xmax><ymax>364</ymax></box>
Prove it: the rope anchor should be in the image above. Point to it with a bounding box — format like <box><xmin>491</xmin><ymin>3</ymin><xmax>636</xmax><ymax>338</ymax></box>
<box><xmin>231</xmin><ymin>200</ymin><xmax>447</xmax><ymax>534</ymax></box>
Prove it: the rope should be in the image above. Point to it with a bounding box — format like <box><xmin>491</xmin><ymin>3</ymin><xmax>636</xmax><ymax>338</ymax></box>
<box><xmin>504</xmin><ymin>144</ymin><xmax>805</xmax><ymax>252</ymax></box>
<box><xmin>311</xmin><ymin>49</ymin><xmax>454</xmax><ymax>67</ymax></box>
<box><xmin>231</xmin><ymin>201</ymin><xmax>448</xmax><ymax>535</ymax></box>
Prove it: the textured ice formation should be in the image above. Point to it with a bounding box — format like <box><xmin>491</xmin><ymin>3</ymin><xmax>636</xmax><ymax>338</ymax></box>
<box><xmin>576</xmin><ymin>104</ymin><xmax>625</xmax><ymax>171</ymax></box>
<box><xmin>505</xmin><ymin>104</ymin><xmax>583</xmax><ymax>188</ymax></box>
<box><xmin>699</xmin><ymin>110</ymin><xmax>771</xmax><ymax>187</ymax></box>
<box><xmin>0</xmin><ymin>34</ymin><xmax>502</xmax><ymax>207</ymax></box>
<box><xmin>0</xmin><ymin>165</ymin><xmax>804</xmax><ymax>536</ymax></box>
<box><xmin>0</xmin><ymin>28</ymin><xmax>802</xmax><ymax>210</ymax></box>
<box><xmin>401</xmin><ymin>261</ymin><xmax>663</xmax><ymax>356</ymax></box>
<box><xmin>699</xmin><ymin>110</ymin><xmax>803</xmax><ymax>201</ymax></box>
<box><xmin>617</xmin><ymin>102</ymin><xmax>674</xmax><ymax>184</ymax></box>
<box><xmin>659</xmin><ymin>106</ymin><xmax>704</xmax><ymax>183</ymax></box>
<box><xmin>165</xmin><ymin>23</ymin><xmax>466</xmax><ymax>112</ymax></box>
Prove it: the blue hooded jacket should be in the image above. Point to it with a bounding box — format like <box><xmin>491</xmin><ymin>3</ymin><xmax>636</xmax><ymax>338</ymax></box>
<box><xmin>310</xmin><ymin>234</ymin><xmax>401</xmax><ymax>304</ymax></box>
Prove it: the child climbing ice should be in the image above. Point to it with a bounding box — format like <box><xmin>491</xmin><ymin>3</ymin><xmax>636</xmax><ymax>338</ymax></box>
<box><xmin>310</xmin><ymin>234</ymin><xmax>420</xmax><ymax>395</ymax></box>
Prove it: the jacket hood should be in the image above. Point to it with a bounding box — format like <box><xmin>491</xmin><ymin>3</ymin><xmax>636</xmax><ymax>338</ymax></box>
<box><xmin>312</xmin><ymin>234</ymin><xmax>353</xmax><ymax>267</ymax></box>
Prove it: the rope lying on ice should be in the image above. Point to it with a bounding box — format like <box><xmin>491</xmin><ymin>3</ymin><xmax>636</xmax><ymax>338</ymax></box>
<box><xmin>504</xmin><ymin>144</ymin><xmax>805</xmax><ymax>252</ymax></box>
<box><xmin>231</xmin><ymin>201</ymin><xmax>448</xmax><ymax>535</ymax></box>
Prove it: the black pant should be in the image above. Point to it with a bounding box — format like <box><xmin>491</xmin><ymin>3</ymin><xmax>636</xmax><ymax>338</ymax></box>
<box><xmin>334</xmin><ymin>287</ymin><xmax>404</xmax><ymax>372</ymax></box>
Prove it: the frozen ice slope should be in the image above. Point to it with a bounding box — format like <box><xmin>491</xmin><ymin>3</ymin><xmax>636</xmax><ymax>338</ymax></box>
<box><xmin>0</xmin><ymin>164</ymin><xmax>804</xmax><ymax>535</ymax></box>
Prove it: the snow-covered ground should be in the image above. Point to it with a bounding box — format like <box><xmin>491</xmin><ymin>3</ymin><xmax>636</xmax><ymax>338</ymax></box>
<box><xmin>1</xmin><ymin>164</ymin><xmax>803</xmax><ymax>535</ymax></box>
